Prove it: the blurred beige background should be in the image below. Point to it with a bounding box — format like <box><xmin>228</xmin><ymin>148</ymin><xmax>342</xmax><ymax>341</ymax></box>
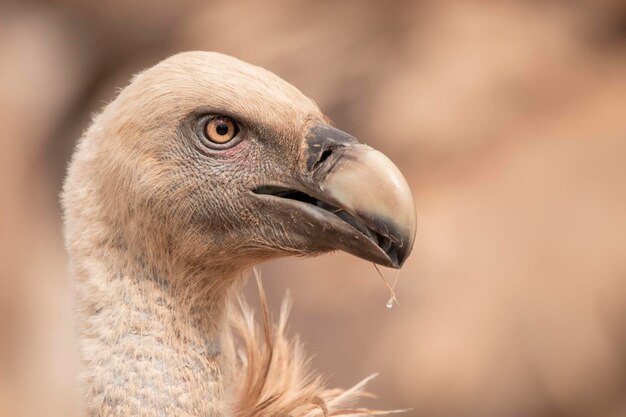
<box><xmin>1</xmin><ymin>1</ymin><xmax>626</xmax><ymax>416</ymax></box>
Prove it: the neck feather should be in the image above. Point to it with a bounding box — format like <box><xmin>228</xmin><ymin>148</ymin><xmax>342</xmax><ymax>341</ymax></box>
<box><xmin>71</xmin><ymin>238</ymin><xmax>245</xmax><ymax>417</ymax></box>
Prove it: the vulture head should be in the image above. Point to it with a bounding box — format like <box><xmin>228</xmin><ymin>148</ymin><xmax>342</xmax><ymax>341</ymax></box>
<box><xmin>66</xmin><ymin>51</ymin><xmax>415</xmax><ymax>282</ymax></box>
<box><xmin>63</xmin><ymin>51</ymin><xmax>417</xmax><ymax>416</ymax></box>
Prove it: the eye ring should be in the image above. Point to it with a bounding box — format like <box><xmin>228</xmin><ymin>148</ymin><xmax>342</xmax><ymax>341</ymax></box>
<box><xmin>195</xmin><ymin>114</ymin><xmax>242</xmax><ymax>150</ymax></box>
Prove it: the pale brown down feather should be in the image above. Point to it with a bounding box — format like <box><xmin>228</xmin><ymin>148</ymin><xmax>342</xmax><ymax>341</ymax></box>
<box><xmin>225</xmin><ymin>271</ymin><xmax>404</xmax><ymax>417</ymax></box>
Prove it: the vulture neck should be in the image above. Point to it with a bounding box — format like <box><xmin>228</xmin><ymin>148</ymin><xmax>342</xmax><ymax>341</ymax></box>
<box><xmin>72</xmin><ymin>225</ymin><xmax>246</xmax><ymax>416</ymax></box>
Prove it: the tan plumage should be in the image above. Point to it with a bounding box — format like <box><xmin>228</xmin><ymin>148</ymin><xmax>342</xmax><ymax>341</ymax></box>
<box><xmin>62</xmin><ymin>51</ymin><xmax>415</xmax><ymax>416</ymax></box>
<box><xmin>226</xmin><ymin>272</ymin><xmax>393</xmax><ymax>417</ymax></box>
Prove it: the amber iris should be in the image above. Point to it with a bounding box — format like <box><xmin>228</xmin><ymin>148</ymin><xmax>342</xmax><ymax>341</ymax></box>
<box><xmin>205</xmin><ymin>117</ymin><xmax>237</xmax><ymax>144</ymax></box>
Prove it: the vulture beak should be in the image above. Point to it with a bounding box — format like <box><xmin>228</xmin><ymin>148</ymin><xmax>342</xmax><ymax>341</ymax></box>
<box><xmin>253</xmin><ymin>123</ymin><xmax>416</xmax><ymax>268</ymax></box>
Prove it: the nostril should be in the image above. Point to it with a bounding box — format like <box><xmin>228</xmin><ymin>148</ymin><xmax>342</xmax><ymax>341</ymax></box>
<box><xmin>310</xmin><ymin>147</ymin><xmax>334</xmax><ymax>172</ymax></box>
<box><xmin>305</xmin><ymin>123</ymin><xmax>358</xmax><ymax>173</ymax></box>
<box><xmin>318</xmin><ymin>149</ymin><xmax>333</xmax><ymax>166</ymax></box>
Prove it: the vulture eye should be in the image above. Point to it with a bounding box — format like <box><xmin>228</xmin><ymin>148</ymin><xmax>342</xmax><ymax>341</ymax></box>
<box><xmin>203</xmin><ymin>116</ymin><xmax>239</xmax><ymax>146</ymax></box>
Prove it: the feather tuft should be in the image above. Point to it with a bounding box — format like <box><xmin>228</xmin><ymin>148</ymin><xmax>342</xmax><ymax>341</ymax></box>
<box><xmin>224</xmin><ymin>270</ymin><xmax>402</xmax><ymax>417</ymax></box>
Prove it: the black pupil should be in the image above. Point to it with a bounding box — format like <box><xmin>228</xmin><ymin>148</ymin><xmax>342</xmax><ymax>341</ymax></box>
<box><xmin>215</xmin><ymin>122</ymin><xmax>229</xmax><ymax>136</ymax></box>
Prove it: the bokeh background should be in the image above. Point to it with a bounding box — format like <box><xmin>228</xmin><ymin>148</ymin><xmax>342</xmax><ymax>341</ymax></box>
<box><xmin>2</xmin><ymin>1</ymin><xmax>626</xmax><ymax>416</ymax></box>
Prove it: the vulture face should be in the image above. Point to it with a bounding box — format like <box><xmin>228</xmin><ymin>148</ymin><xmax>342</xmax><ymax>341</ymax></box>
<box><xmin>97</xmin><ymin>52</ymin><xmax>415</xmax><ymax>271</ymax></box>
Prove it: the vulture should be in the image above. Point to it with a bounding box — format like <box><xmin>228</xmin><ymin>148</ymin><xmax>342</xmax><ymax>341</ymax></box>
<box><xmin>62</xmin><ymin>51</ymin><xmax>416</xmax><ymax>417</ymax></box>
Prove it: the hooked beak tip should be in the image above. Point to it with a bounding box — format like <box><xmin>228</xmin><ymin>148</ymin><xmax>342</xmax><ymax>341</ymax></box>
<box><xmin>308</xmin><ymin>129</ymin><xmax>416</xmax><ymax>267</ymax></box>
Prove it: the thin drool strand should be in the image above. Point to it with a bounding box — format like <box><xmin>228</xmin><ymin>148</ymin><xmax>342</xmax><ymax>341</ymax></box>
<box><xmin>373</xmin><ymin>264</ymin><xmax>400</xmax><ymax>308</ymax></box>
<box><xmin>386</xmin><ymin>270</ymin><xmax>401</xmax><ymax>309</ymax></box>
